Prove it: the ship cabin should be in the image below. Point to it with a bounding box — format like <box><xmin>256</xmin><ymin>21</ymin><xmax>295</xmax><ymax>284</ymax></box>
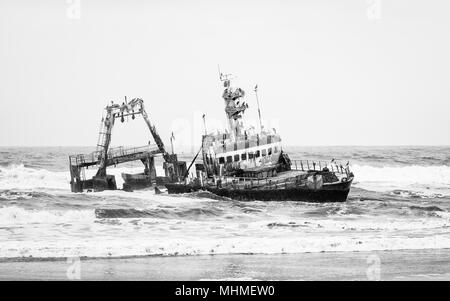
<box><xmin>201</xmin><ymin>129</ymin><xmax>285</xmax><ymax>179</ymax></box>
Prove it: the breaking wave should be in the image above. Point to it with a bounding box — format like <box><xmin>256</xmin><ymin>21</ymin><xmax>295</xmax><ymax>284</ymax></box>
<box><xmin>0</xmin><ymin>206</ymin><xmax>95</xmax><ymax>225</ymax></box>
<box><xmin>351</xmin><ymin>164</ymin><xmax>450</xmax><ymax>197</ymax></box>
<box><xmin>2</xmin><ymin>221</ymin><xmax>450</xmax><ymax>259</ymax></box>
<box><xmin>0</xmin><ymin>164</ymin><xmax>69</xmax><ymax>190</ymax></box>
<box><xmin>0</xmin><ymin>190</ymin><xmax>51</xmax><ymax>201</ymax></box>
<box><xmin>352</xmin><ymin>164</ymin><xmax>450</xmax><ymax>186</ymax></box>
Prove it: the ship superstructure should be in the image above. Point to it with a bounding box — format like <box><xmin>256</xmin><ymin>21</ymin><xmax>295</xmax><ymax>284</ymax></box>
<box><xmin>202</xmin><ymin>74</ymin><xmax>290</xmax><ymax>179</ymax></box>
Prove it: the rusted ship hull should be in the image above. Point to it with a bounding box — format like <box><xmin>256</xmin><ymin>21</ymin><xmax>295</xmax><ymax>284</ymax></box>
<box><xmin>206</xmin><ymin>180</ymin><xmax>352</xmax><ymax>202</ymax></box>
<box><xmin>165</xmin><ymin>178</ymin><xmax>353</xmax><ymax>203</ymax></box>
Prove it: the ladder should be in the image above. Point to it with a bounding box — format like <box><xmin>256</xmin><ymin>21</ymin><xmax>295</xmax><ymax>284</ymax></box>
<box><xmin>96</xmin><ymin>111</ymin><xmax>110</xmax><ymax>153</ymax></box>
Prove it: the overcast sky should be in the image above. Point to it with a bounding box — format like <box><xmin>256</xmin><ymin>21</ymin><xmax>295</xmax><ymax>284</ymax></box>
<box><xmin>1</xmin><ymin>0</ymin><xmax>449</xmax><ymax>149</ymax></box>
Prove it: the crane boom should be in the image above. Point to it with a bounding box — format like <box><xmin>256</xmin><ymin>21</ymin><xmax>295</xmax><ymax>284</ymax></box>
<box><xmin>140</xmin><ymin>101</ymin><xmax>172</xmax><ymax>163</ymax></box>
<box><xmin>95</xmin><ymin>98</ymin><xmax>173</xmax><ymax>177</ymax></box>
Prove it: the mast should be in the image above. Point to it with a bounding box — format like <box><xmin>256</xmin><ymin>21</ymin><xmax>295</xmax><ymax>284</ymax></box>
<box><xmin>254</xmin><ymin>84</ymin><xmax>263</xmax><ymax>133</ymax></box>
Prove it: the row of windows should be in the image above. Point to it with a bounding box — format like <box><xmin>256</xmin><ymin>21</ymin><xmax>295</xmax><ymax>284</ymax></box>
<box><xmin>216</xmin><ymin>146</ymin><xmax>278</xmax><ymax>164</ymax></box>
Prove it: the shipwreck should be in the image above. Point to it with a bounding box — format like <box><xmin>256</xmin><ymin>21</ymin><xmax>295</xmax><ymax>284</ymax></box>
<box><xmin>69</xmin><ymin>97</ymin><xmax>186</xmax><ymax>192</ymax></box>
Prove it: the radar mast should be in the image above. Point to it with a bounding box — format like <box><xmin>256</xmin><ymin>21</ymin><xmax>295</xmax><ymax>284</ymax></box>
<box><xmin>219</xmin><ymin>72</ymin><xmax>248</xmax><ymax>140</ymax></box>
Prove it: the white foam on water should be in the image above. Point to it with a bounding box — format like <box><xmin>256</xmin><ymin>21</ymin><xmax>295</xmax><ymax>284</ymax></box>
<box><xmin>351</xmin><ymin>164</ymin><xmax>450</xmax><ymax>196</ymax></box>
<box><xmin>0</xmin><ymin>164</ymin><xmax>69</xmax><ymax>190</ymax></box>
<box><xmin>0</xmin><ymin>206</ymin><xmax>95</xmax><ymax>226</ymax></box>
<box><xmin>0</xmin><ymin>191</ymin><xmax>34</xmax><ymax>200</ymax></box>
<box><xmin>2</xmin><ymin>227</ymin><xmax>450</xmax><ymax>259</ymax></box>
<box><xmin>0</xmin><ymin>206</ymin><xmax>449</xmax><ymax>259</ymax></box>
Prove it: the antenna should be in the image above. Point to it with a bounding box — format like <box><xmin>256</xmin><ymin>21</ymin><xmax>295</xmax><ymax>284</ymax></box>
<box><xmin>254</xmin><ymin>84</ymin><xmax>263</xmax><ymax>133</ymax></box>
<box><xmin>217</xmin><ymin>64</ymin><xmax>222</xmax><ymax>81</ymax></box>
<box><xmin>202</xmin><ymin>114</ymin><xmax>208</xmax><ymax>135</ymax></box>
<box><xmin>217</xmin><ymin>65</ymin><xmax>234</xmax><ymax>82</ymax></box>
<box><xmin>170</xmin><ymin>132</ymin><xmax>175</xmax><ymax>155</ymax></box>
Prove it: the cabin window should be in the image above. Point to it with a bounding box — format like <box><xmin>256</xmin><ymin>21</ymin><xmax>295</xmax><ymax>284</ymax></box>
<box><xmin>255</xmin><ymin>150</ymin><xmax>260</xmax><ymax>158</ymax></box>
<box><xmin>234</xmin><ymin>154</ymin><xmax>240</xmax><ymax>162</ymax></box>
<box><xmin>274</xmin><ymin>146</ymin><xmax>278</xmax><ymax>153</ymax></box>
<box><xmin>226</xmin><ymin>156</ymin><xmax>232</xmax><ymax>163</ymax></box>
<box><xmin>248</xmin><ymin>152</ymin><xmax>254</xmax><ymax>159</ymax></box>
<box><xmin>268</xmin><ymin>148</ymin><xmax>272</xmax><ymax>156</ymax></box>
<box><xmin>241</xmin><ymin>153</ymin><xmax>247</xmax><ymax>160</ymax></box>
<box><xmin>262</xmin><ymin>149</ymin><xmax>267</xmax><ymax>157</ymax></box>
<box><xmin>218</xmin><ymin>157</ymin><xmax>225</xmax><ymax>164</ymax></box>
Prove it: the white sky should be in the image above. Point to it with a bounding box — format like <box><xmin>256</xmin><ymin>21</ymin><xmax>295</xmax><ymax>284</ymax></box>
<box><xmin>1</xmin><ymin>0</ymin><xmax>449</xmax><ymax>149</ymax></box>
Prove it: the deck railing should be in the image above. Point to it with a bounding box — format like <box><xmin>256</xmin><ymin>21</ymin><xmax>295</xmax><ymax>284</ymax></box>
<box><xmin>290</xmin><ymin>160</ymin><xmax>350</xmax><ymax>175</ymax></box>
<box><xmin>107</xmin><ymin>145</ymin><xmax>160</xmax><ymax>160</ymax></box>
<box><xmin>207</xmin><ymin>174</ymin><xmax>308</xmax><ymax>190</ymax></box>
<box><xmin>69</xmin><ymin>145</ymin><xmax>160</xmax><ymax>167</ymax></box>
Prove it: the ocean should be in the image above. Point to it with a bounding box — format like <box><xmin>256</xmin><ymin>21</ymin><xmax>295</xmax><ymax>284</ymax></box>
<box><xmin>1</xmin><ymin>146</ymin><xmax>450</xmax><ymax>261</ymax></box>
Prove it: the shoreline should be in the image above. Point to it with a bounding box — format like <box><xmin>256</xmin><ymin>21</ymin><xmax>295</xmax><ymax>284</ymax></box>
<box><xmin>1</xmin><ymin>246</ymin><xmax>450</xmax><ymax>263</ymax></box>
<box><xmin>1</xmin><ymin>248</ymin><xmax>449</xmax><ymax>281</ymax></box>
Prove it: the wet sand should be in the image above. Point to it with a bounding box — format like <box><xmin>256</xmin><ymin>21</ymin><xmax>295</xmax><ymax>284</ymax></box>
<box><xmin>1</xmin><ymin>248</ymin><xmax>450</xmax><ymax>281</ymax></box>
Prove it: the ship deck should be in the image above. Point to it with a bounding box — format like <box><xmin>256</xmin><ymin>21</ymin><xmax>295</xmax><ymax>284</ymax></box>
<box><xmin>206</xmin><ymin>170</ymin><xmax>320</xmax><ymax>190</ymax></box>
<box><xmin>205</xmin><ymin>161</ymin><xmax>350</xmax><ymax>191</ymax></box>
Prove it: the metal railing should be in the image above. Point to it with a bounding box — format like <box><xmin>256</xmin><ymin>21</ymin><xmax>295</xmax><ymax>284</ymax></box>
<box><xmin>207</xmin><ymin>174</ymin><xmax>308</xmax><ymax>190</ymax></box>
<box><xmin>69</xmin><ymin>145</ymin><xmax>160</xmax><ymax>167</ymax></box>
<box><xmin>290</xmin><ymin>160</ymin><xmax>350</xmax><ymax>175</ymax></box>
<box><xmin>201</xmin><ymin>160</ymin><xmax>351</xmax><ymax>191</ymax></box>
<box><xmin>107</xmin><ymin>145</ymin><xmax>160</xmax><ymax>159</ymax></box>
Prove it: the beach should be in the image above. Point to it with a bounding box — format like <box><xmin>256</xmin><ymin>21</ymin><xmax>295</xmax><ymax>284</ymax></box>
<box><xmin>1</xmin><ymin>249</ymin><xmax>450</xmax><ymax>281</ymax></box>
